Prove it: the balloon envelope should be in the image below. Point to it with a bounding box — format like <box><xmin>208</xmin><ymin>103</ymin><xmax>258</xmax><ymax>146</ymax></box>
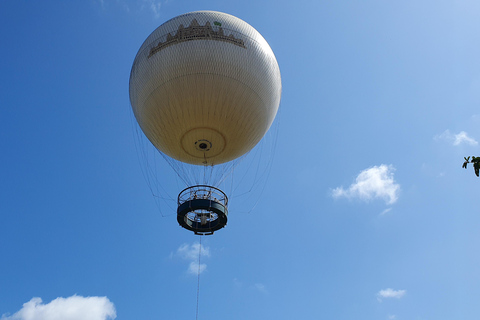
<box><xmin>129</xmin><ymin>11</ymin><xmax>281</xmax><ymax>166</ymax></box>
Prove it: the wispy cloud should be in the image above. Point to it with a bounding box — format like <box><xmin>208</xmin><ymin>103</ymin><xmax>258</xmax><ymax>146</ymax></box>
<box><xmin>175</xmin><ymin>242</ymin><xmax>210</xmax><ymax>275</ymax></box>
<box><xmin>435</xmin><ymin>130</ymin><xmax>478</xmax><ymax>146</ymax></box>
<box><xmin>96</xmin><ymin>0</ymin><xmax>129</xmax><ymax>11</ymax></box>
<box><xmin>0</xmin><ymin>295</ymin><xmax>116</xmax><ymax>320</ymax></box>
<box><xmin>97</xmin><ymin>0</ymin><xmax>162</xmax><ymax>17</ymax></box>
<box><xmin>139</xmin><ymin>0</ymin><xmax>162</xmax><ymax>18</ymax></box>
<box><xmin>254</xmin><ymin>283</ymin><xmax>268</xmax><ymax>294</ymax></box>
<box><xmin>232</xmin><ymin>278</ymin><xmax>268</xmax><ymax>294</ymax></box>
<box><xmin>377</xmin><ymin>288</ymin><xmax>406</xmax><ymax>302</ymax></box>
<box><xmin>332</xmin><ymin>165</ymin><xmax>400</xmax><ymax>205</ymax></box>
<box><xmin>148</xmin><ymin>0</ymin><xmax>162</xmax><ymax>18</ymax></box>
<box><xmin>380</xmin><ymin>208</ymin><xmax>392</xmax><ymax>216</ymax></box>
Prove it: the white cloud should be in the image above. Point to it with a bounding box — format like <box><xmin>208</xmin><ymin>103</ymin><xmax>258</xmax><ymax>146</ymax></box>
<box><xmin>188</xmin><ymin>261</ymin><xmax>207</xmax><ymax>275</ymax></box>
<box><xmin>177</xmin><ymin>243</ymin><xmax>210</xmax><ymax>260</ymax></box>
<box><xmin>1</xmin><ymin>295</ymin><xmax>116</xmax><ymax>320</ymax></box>
<box><xmin>332</xmin><ymin>165</ymin><xmax>400</xmax><ymax>205</ymax></box>
<box><xmin>435</xmin><ymin>130</ymin><xmax>478</xmax><ymax>146</ymax></box>
<box><xmin>175</xmin><ymin>242</ymin><xmax>210</xmax><ymax>275</ymax></box>
<box><xmin>377</xmin><ymin>288</ymin><xmax>406</xmax><ymax>302</ymax></box>
<box><xmin>387</xmin><ymin>315</ymin><xmax>396</xmax><ymax>320</ymax></box>
<box><xmin>453</xmin><ymin>131</ymin><xmax>478</xmax><ymax>146</ymax></box>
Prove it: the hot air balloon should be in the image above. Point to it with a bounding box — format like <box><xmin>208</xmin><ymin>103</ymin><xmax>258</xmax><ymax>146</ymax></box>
<box><xmin>129</xmin><ymin>11</ymin><xmax>281</xmax><ymax>235</ymax></box>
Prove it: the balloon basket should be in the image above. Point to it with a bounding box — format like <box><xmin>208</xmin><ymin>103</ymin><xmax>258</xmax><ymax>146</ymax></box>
<box><xmin>177</xmin><ymin>185</ymin><xmax>228</xmax><ymax>235</ymax></box>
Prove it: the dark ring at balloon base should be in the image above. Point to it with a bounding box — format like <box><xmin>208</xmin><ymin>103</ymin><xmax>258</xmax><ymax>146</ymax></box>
<box><xmin>177</xmin><ymin>199</ymin><xmax>228</xmax><ymax>235</ymax></box>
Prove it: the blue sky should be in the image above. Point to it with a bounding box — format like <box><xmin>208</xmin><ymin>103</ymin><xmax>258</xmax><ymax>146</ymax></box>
<box><xmin>1</xmin><ymin>1</ymin><xmax>480</xmax><ymax>319</ymax></box>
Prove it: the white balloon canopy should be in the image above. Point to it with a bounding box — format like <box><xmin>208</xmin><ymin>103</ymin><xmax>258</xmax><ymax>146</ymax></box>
<box><xmin>129</xmin><ymin>11</ymin><xmax>281</xmax><ymax>166</ymax></box>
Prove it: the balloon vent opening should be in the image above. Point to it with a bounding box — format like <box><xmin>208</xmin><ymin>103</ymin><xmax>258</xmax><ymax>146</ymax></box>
<box><xmin>177</xmin><ymin>185</ymin><xmax>228</xmax><ymax>235</ymax></box>
<box><xmin>195</xmin><ymin>139</ymin><xmax>212</xmax><ymax>151</ymax></box>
